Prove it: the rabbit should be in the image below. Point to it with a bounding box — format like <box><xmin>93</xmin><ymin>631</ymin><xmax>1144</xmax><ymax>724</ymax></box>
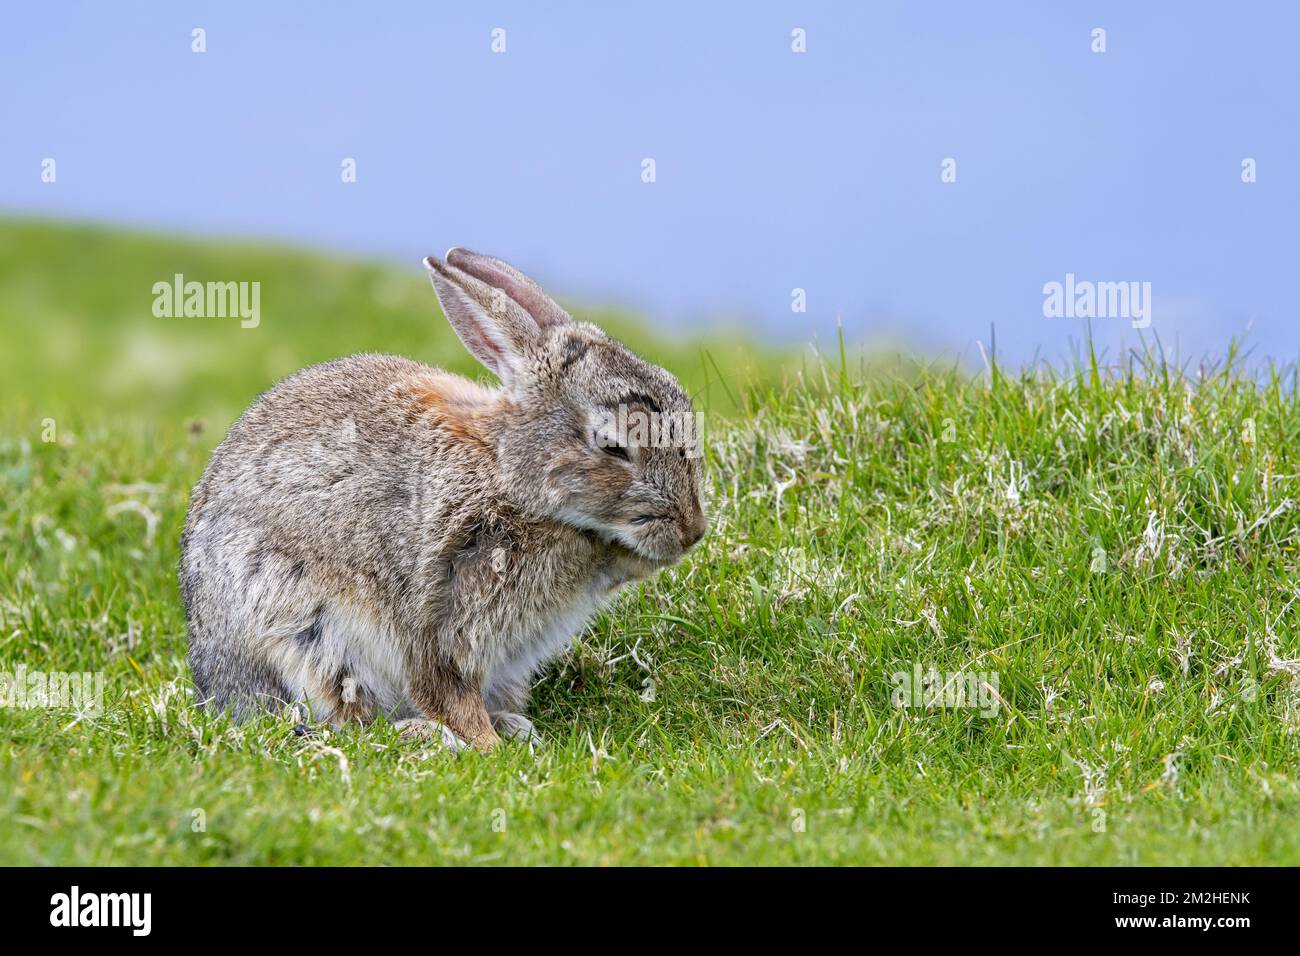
<box><xmin>180</xmin><ymin>248</ymin><xmax>707</xmax><ymax>750</ymax></box>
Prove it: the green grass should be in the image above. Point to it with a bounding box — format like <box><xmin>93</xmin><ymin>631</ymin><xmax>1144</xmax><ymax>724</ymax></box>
<box><xmin>2</xmin><ymin>218</ymin><xmax>1299</xmax><ymax>865</ymax></box>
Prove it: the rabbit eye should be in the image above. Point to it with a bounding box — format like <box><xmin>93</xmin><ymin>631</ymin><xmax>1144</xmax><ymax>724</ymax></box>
<box><xmin>600</xmin><ymin>443</ymin><xmax>630</xmax><ymax>462</ymax></box>
<box><xmin>592</xmin><ymin>429</ymin><xmax>630</xmax><ymax>461</ymax></box>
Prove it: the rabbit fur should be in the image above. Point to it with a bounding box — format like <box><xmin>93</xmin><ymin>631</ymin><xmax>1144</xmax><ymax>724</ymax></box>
<box><xmin>180</xmin><ymin>249</ymin><xmax>707</xmax><ymax>750</ymax></box>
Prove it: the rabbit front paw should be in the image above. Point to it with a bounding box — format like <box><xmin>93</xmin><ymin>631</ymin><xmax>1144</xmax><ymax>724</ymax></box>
<box><xmin>491</xmin><ymin>711</ymin><xmax>542</xmax><ymax>745</ymax></box>
<box><xmin>393</xmin><ymin>718</ymin><xmax>467</xmax><ymax>751</ymax></box>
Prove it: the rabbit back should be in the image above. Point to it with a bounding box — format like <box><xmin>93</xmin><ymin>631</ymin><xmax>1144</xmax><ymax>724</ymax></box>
<box><xmin>183</xmin><ymin>354</ymin><xmax>488</xmax><ymax>716</ymax></box>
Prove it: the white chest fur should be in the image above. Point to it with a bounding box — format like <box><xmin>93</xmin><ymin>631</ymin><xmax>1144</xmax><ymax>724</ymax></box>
<box><xmin>482</xmin><ymin>574</ymin><xmax>620</xmax><ymax>703</ymax></box>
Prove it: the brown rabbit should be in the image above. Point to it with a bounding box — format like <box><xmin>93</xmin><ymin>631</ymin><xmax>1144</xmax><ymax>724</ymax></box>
<box><xmin>180</xmin><ymin>249</ymin><xmax>707</xmax><ymax>750</ymax></box>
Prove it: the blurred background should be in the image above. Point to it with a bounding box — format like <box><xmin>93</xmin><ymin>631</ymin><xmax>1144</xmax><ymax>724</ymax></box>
<box><xmin>2</xmin><ymin>0</ymin><xmax>1298</xmax><ymax>420</ymax></box>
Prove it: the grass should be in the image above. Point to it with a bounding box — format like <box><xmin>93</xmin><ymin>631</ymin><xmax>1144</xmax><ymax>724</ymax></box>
<box><xmin>2</xmin><ymin>217</ymin><xmax>1299</xmax><ymax>865</ymax></box>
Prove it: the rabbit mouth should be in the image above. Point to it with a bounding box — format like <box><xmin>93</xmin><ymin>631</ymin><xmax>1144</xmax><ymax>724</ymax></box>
<box><xmin>622</xmin><ymin>524</ymin><xmax>693</xmax><ymax>564</ymax></box>
<box><xmin>612</xmin><ymin>540</ymin><xmax>680</xmax><ymax>568</ymax></box>
<box><xmin>567</xmin><ymin>510</ymin><xmax>686</xmax><ymax>564</ymax></box>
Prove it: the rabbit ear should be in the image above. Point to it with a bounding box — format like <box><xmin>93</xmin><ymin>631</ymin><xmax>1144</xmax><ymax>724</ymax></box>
<box><xmin>445</xmin><ymin>248</ymin><xmax>573</xmax><ymax>330</ymax></box>
<box><xmin>423</xmin><ymin>255</ymin><xmax>542</xmax><ymax>387</ymax></box>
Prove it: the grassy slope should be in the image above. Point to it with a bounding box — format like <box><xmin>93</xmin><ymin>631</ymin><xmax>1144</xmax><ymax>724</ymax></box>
<box><xmin>2</xmin><ymin>218</ymin><xmax>1299</xmax><ymax>865</ymax></box>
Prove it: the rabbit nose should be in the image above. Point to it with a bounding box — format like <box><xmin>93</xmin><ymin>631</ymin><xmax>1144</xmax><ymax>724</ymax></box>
<box><xmin>681</xmin><ymin>512</ymin><xmax>707</xmax><ymax>548</ymax></box>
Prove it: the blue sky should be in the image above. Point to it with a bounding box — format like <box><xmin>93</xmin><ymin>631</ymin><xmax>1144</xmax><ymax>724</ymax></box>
<box><xmin>3</xmin><ymin>1</ymin><xmax>1297</xmax><ymax>366</ymax></box>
